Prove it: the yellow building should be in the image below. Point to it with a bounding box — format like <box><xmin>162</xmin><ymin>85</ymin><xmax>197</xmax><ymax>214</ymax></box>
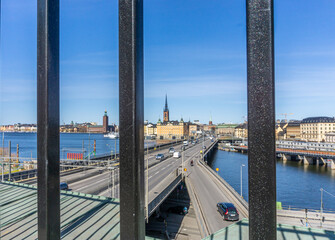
<box><xmin>189</xmin><ymin>124</ymin><xmax>199</xmax><ymax>136</ymax></box>
<box><xmin>157</xmin><ymin>118</ymin><xmax>189</xmax><ymax>140</ymax></box>
<box><xmin>144</xmin><ymin>123</ymin><xmax>157</xmax><ymax>136</ymax></box>
<box><xmin>300</xmin><ymin>117</ymin><xmax>335</xmax><ymax>142</ymax></box>
<box><xmin>285</xmin><ymin>121</ymin><xmax>301</xmax><ymax>140</ymax></box>
<box><xmin>234</xmin><ymin>123</ymin><xmax>248</xmax><ymax>139</ymax></box>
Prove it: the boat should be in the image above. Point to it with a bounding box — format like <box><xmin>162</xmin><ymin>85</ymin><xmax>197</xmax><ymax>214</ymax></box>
<box><xmin>104</xmin><ymin>132</ymin><xmax>119</xmax><ymax>139</ymax></box>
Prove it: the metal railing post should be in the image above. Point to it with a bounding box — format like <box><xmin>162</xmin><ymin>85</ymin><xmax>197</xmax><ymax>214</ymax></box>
<box><xmin>37</xmin><ymin>0</ymin><xmax>60</xmax><ymax>239</ymax></box>
<box><xmin>247</xmin><ymin>0</ymin><xmax>276</xmax><ymax>239</ymax></box>
<box><xmin>119</xmin><ymin>0</ymin><xmax>145</xmax><ymax>239</ymax></box>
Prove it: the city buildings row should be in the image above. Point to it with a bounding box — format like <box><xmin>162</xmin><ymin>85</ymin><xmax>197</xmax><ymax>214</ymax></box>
<box><xmin>0</xmin><ymin>111</ymin><xmax>117</xmax><ymax>133</ymax></box>
<box><xmin>213</xmin><ymin>116</ymin><xmax>335</xmax><ymax>143</ymax></box>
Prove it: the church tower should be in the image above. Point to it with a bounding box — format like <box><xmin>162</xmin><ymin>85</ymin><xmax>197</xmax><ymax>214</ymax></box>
<box><xmin>163</xmin><ymin>94</ymin><xmax>169</xmax><ymax>122</ymax></box>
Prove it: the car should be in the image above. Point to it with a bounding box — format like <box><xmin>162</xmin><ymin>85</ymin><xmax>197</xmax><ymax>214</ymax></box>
<box><xmin>156</xmin><ymin>154</ymin><xmax>165</xmax><ymax>161</ymax></box>
<box><xmin>203</xmin><ymin>146</ymin><xmax>207</xmax><ymax>149</ymax></box>
<box><xmin>173</xmin><ymin>152</ymin><xmax>181</xmax><ymax>158</ymax></box>
<box><xmin>190</xmin><ymin>160</ymin><xmax>194</xmax><ymax>166</ymax></box>
<box><xmin>183</xmin><ymin>141</ymin><xmax>188</xmax><ymax>146</ymax></box>
<box><xmin>167</xmin><ymin>206</ymin><xmax>188</xmax><ymax>215</ymax></box>
<box><xmin>169</xmin><ymin>147</ymin><xmax>175</xmax><ymax>153</ymax></box>
<box><xmin>217</xmin><ymin>202</ymin><xmax>239</xmax><ymax>221</ymax></box>
<box><xmin>192</xmin><ymin>141</ymin><xmax>196</xmax><ymax>145</ymax></box>
<box><xmin>60</xmin><ymin>182</ymin><xmax>69</xmax><ymax>191</ymax></box>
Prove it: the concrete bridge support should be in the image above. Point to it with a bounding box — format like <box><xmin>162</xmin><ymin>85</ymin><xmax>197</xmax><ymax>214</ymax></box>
<box><xmin>327</xmin><ymin>159</ymin><xmax>335</xmax><ymax>170</ymax></box>
<box><xmin>303</xmin><ymin>156</ymin><xmax>314</xmax><ymax>165</ymax></box>
<box><xmin>316</xmin><ymin>157</ymin><xmax>326</xmax><ymax>166</ymax></box>
<box><xmin>282</xmin><ymin>154</ymin><xmax>291</xmax><ymax>162</ymax></box>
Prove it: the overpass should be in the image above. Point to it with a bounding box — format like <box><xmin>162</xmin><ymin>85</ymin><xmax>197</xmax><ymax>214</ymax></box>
<box><xmin>8</xmin><ymin>138</ymin><xmax>213</xmax><ymax>221</ymax></box>
<box><xmin>2</xmin><ymin>137</ymin><xmax>335</xmax><ymax>239</ymax></box>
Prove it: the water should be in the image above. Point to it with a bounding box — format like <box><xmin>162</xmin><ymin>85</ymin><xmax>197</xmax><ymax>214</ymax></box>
<box><xmin>0</xmin><ymin>132</ymin><xmax>156</xmax><ymax>161</ymax></box>
<box><xmin>209</xmin><ymin>149</ymin><xmax>335</xmax><ymax>211</ymax></box>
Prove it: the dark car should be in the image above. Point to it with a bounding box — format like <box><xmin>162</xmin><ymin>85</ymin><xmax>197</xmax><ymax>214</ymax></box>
<box><xmin>156</xmin><ymin>153</ymin><xmax>165</xmax><ymax>161</ymax></box>
<box><xmin>203</xmin><ymin>146</ymin><xmax>207</xmax><ymax>149</ymax></box>
<box><xmin>60</xmin><ymin>182</ymin><xmax>69</xmax><ymax>191</ymax></box>
<box><xmin>167</xmin><ymin>206</ymin><xmax>188</xmax><ymax>215</ymax></box>
<box><xmin>190</xmin><ymin>160</ymin><xmax>194</xmax><ymax>166</ymax></box>
<box><xmin>168</xmin><ymin>147</ymin><xmax>175</xmax><ymax>154</ymax></box>
<box><xmin>217</xmin><ymin>202</ymin><xmax>239</xmax><ymax>221</ymax></box>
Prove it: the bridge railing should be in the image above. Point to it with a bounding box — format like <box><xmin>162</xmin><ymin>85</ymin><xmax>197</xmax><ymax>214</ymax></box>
<box><xmin>147</xmin><ymin>168</ymin><xmax>182</xmax><ymax>218</ymax></box>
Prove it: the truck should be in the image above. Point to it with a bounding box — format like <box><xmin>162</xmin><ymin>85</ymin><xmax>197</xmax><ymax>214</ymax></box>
<box><xmin>173</xmin><ymin>152</ymin><xmax>181</xmax><ymax>158</ymax></box>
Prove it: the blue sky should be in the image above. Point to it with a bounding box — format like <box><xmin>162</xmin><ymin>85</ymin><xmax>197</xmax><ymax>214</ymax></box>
<box><xmin>1</xmin><ymin>0</ymin><xmax>335</xmax><ymax>125</ymax></box>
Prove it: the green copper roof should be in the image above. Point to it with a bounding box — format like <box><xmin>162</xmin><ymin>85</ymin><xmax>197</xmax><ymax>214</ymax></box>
<box><xmin>0</xmin><ymin>182</ymin><xmax>162</xmax><ymax>240</ymax></box>
<box><xmin>202</xmin><ymin>219</ymin><xmax>335</xmax><ymax>240</ymax></box>
<box><xmin>216</xmin><ymin>124</ymin><xmax>239</xmax><ymax>128</ymax></box>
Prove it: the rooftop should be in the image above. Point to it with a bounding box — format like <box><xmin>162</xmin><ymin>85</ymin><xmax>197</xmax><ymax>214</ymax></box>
<box><xmin>203</xmin><ymin>219</ymin><xmax>335</xmax><ymax>240</ymax></box>
<box><xmin>302</xmin><ymin>117</ymin><xmax>335</xmax><ymax>124</ymax></box>
<box><xmin>0</xmin><ymin>181</ymin><xmax>160</xmax><ymax>240</ymax></box>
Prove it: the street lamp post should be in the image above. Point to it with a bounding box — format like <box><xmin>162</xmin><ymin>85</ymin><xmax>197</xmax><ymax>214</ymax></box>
<box><xmin>240</xmin><ymin>164</ymin><xmax>245</xmax><ymax>197</ymax></box>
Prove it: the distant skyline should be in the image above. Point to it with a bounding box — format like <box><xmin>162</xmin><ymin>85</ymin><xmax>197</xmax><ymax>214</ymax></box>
<box><xmin>1</xmin><ymin>0</ymin><xmax>335</xmax><ymax>125</ymax></box>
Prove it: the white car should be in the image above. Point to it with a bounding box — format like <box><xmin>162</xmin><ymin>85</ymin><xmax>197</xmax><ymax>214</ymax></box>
<box><xmin>173</xmin><ymin>152</ymin><xmax>181</xmax><ymax>158</ymax></box>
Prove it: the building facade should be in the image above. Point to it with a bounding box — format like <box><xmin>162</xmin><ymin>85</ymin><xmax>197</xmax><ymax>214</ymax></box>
<box><xmin>234</xmin><ymin>123</ymin><xmax>248</xmax><ymax>139</ymax></box>
<box><xmin>285</xmin><ymin>121</ymin><xmax>301</xmax><ymax>140</ymax></box>
<box><xmin>325</xmin><ymin>132</ymin><xmax>335</xmax><ymax>143</ymax></box>
<box><xmin>157</xmin><ymin>118</ymin><xmax>189</xmax><ymax>139</ymax></box>
<box><xmin>300</xmin><ymin>117</ymin><xmax>335</xmax><ymax>142</ymax></box>
<box><xmin>144</xmin><ymin>123</ymin><xmax>157</xmax><ymax>136</ymax></box>
<box><xmin>189</xmin><ymin>124</ymin><xmax>200</xmax><ymax>136</ymax></box>
<box><xmin>215</xmin><ymin>124</ymin><xmax>238</xmax><ymax>136</ymax></box>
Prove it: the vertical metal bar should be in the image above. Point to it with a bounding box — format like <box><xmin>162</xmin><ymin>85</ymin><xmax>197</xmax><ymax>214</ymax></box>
<box><xmin>247</xmin><ymin>0</ymin><xmax>276</xmax><ymax>239</ymax></box>
<box><xmin>119</xmin><ymin>0</ymin><xmax>144</xmax><ymax>238</ymax></box>
<box><xmin>37</xmin><ymin>0</ymin><xmax>60</xmax><ymax>239</ymax></box>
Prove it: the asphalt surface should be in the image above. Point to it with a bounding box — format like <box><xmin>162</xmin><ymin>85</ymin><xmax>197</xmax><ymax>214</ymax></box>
<box><xmin>72</xmin><ymin>139</ymin><xmax>211</xmax><ymax>200</ymax></box>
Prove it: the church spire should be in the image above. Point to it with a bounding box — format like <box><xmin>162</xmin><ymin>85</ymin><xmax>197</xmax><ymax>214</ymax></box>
<box><xmin>164</xmin><ymin>94</ymin><xmax>169</xmax><ymax>112</ymax></box>
<box><xmin>163</xmin><ymin>94</ymin><xmax>169</xmax><ymax>122</ymax></box>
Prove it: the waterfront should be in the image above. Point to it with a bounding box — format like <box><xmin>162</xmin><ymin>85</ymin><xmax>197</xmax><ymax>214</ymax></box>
<box><xmin>209</xmin><ymin>149</ymin><xmax>335</xmax><ymax>211</ymax></box>
<box><xmin>0</xmin><ymin>132</ymin><xmax>156</xmax><ymax>161</ymax></box>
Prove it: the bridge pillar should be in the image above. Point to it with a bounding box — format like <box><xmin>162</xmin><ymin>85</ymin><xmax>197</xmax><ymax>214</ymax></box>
<box><xmin>319</xmin><ymin>157</ymin><xmax>326</xmax><ymax>166</ymax></box>
<box><xmin>297</xmin><ymin>155</ymin><xmax>303</xmax><ymax>163</ymax></box>
<box><xmin>282</xmin><ymin>154</ymin><xmax>291</xmax><ymax>162</ymax></box>
<box><xmin>303</xmin><ymin>156</ymin><xmax>313</xmax><ymax>165</ymax></box>
<box><xmin>327</xmin><ymin>159</ymin><xmax>335</xmax><ymax>170</ymax></box>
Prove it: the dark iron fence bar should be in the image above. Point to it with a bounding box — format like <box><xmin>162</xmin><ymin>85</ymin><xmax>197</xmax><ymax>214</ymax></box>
<box><xmin>119</xmin><ymin>0</ymin><xmax>145</xmax><ymax>239</ymax></box>
<box><xmin>247</xmin><ymin>0</ymin><xmax>276</xmax><ymax>239</ymax></box>
<box><xmin>37</xmin><ymin>0</ymin><xmax>60</xmax><ymax>239</ymax></box>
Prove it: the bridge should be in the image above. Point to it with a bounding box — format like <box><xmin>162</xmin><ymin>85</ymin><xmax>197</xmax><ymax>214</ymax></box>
<box><xmin>1</xmin><ymin>138</ymin><xmax>335</xmax><ymax>239</ymax></box>
<box><xmin>223</xmin><ymin>144</ymin><xmax>335</xmax><ymax>167</ymax></box>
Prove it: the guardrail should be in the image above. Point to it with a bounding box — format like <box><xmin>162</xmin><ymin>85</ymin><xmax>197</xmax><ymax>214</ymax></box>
<box><xmin>147</xmin><ymin>169</ymin><xmax>182</xmax><ymax>218</ymax></box>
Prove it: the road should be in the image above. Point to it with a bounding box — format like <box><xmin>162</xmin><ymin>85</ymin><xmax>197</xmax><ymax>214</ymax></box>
<box><xmin>186</xmin><ymin>153</ymin><xmax>247</xmax><ymax>235</ymax></box>
<box><xmin>71</xmin><ymin>139</ymin><xmax>212</xmax><ymax>201</ymax></box>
